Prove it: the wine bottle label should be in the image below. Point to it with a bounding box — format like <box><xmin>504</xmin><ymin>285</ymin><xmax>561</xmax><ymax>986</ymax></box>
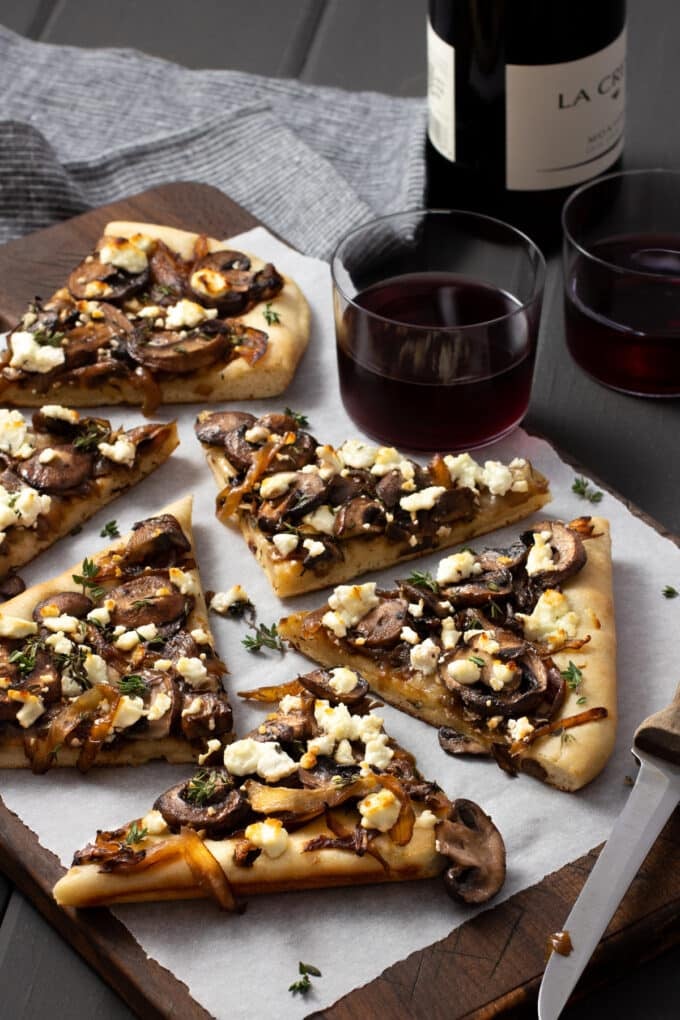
<box><xmin>427</xmin><ymin>21</ymin><xmax>455</xmax><ymax>162</ymax></box>
<box><xmin>506</xmin><ymin>28</ymin><xmax>626</xmax><ymax>191</ymax></box>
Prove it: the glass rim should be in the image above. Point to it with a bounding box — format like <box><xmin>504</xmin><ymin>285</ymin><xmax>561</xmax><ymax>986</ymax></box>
<box><xmin>562</xmin><ymin>167</ymin><xmax>680</xmax><ymax>278</ymax></box>
<box><xmin>330</xmin><ymin>207</ymin><xmax>546</xmax><ymax>331</ymax></box>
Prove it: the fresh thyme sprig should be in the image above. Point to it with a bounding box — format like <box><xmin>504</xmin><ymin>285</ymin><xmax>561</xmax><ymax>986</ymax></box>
<box><xmin>185</xmin><ymin>769</ymin><xmax>218</xmax><ymax>806</ymax></box>
<box><xmin>100</xmin><ymin>520</ymin><xmax>120</xmax><ymax>539</ymax></box>
<box><xmin>263</xmin><ymin>302</ymin><xmax>281</xmax><ymax>326</ymax></box>
<box><xmin>125</xmin><ymin>821</ymin><xmax>148</xmax><ymax>845</ymax></box>
<box><xmin>662</xmin><ymin>585</ymin><xmax>679</xmax><ymax>599</ymax></box>
<box><xmin>572</xmin><ymin>476</ymin><xmax>603</xmax><ymax>503</ymax></box>
<box><xmin>289</xmin><ymin>962</ymin><xmax>322</xmax><ymax>996</ymax></box>
<box><xmin>118</xmin><ymin>675</ymin><xmax>148</xmax><ymax>697</ymax></box>
<box><xmin>242</xmin><ymin>622</ymin><xmax>284</xmax><ymax>653</ymax></box>
<box><xmin>72</xmin><ymin>557</ymin><xmax>105</xmax><ymax>599</ymax></box>
<box><xmin>283</xmin><ymin>407</ymin><xmax>308</xmax><ymax>428</ymax></box>
<box><xmin>405</xmin><ymin>569</ymin><xmax>439</xmax><ymax>593</ymax></box>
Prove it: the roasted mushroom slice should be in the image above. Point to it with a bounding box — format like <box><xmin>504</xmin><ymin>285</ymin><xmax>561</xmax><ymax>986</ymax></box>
<box><xmin>521</xmin><ymin>521</ymin><xmax>587</xmax><ymax>588</ymax></box>
<box><xmin>430</xmin><ymin>487</ymin><xmax>476</xmax><ymax>524</ymax></box>
<box><xmin>438</xmin><ymin>727</ymin><xmax>490</xmax><ymax>756</ymax></box>
<box><xmin>127</xmin><ymin>325</ymin><xmax>229</xmax><ymax>374</ymax></box>
<box><xmin>68</xmin><ymin>257</ymin><xmax>148</xmax><ymax>303</ymax></box>
<box><xmin>138</xmin><ymin>671</ymin><xmax>181</xmax><ymax>740</ymax></box>
<box><xmin>265</xmin><ymin>431</ymin><xmax>317</xmax><ymax>473</ymax></box>
<box><xmin>250</xmin><ymin>262</ymin><xmax>284</xmax><ymax>304</ymax></box>
<box><xmin>351</xmin><ymin>597</ymin><xmax>409</xmax><ymax>648</ymax></box>
<box><xmin>18</xmin><ymin>445</ymin><xmax>94</xmax><ymax>494</ymax></box>
<box><xmin>333</xmin><ymin>497</ymin><xmax>386</xmax><ymax>539</ymax></box>
<box><xmin>124</xmin><ymin>513</ymin><xmax>190</xmax><ymax>567</ymax></box>
<box><xmin>189</xmin><ymin>250</ymin><xmax>253</xmax><ymax>314</ymax></box>
<box><xmin>0</xmin><ymin>573</ymin><xmax>25</xmax><ymax>602</ymax></box>
<box><xmin>107</xmin><ymin>574</ymin><xmax>188</xmax><ymax>630</ymax></box>
<box><xmin>299</xmin><ymin>756</ymin><xmax>362</xmax><ymax>788</ymax></box>
<box><xmin>155</xmin><ymin>770</ymin><xmax>250</xmax><ymax>837</ymax></box>
<box><xmin>441</xmin><ymin>647</ymin><xmax>555</xmax><ymax>719</ymax></box>
<box><xmin>477</xmin><ymin>542</ymin><xmax>528</xmax><ymax>573</ymax></box>
<box><xmin>147</xmin><ymin>240</ymin><xmax>187</xmax><ymax>302</ymax></box>
<box><xmin>194</xmin><ymin>411</ymin><xmax>256</xmax><ymax>447</ymax></box>
<box><xmin>440</xmin><ymin>567</ymin><xmax>513</xmax><ymax>607</ymax></box>
<box><xmin>297</xmin><ymin>667</ymin><xmax>369</xmax><ymax>705</ymax></box>
<box><xmin>33</xmin><ymin>591</ymin><xmax>94</xmax><ymax>623</ymax></box>
<box><xmin>436</xmin><ymin>799</ymin><xmax>506</xmax><ymax>904</ymax></box>
<box><xmin>180</xmin><ymin>692</ymin><xmax>233</xmax><ymax>742</ymax></box>
<box><xmin>279</xmin><ymin>472</ymin><xmax>327</xmax><ymax>523</ymax></box>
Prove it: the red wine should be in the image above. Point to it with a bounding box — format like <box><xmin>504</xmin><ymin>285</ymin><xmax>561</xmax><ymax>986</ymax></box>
<box><xmin>335</xmin><ymin>272</ymin><xmax>538</xmax><ymax>450</ymax></box>
<box><xmin>565</xmin><ymin>233</ymin><xmax>680</xmax><ymax>396</ymax></box>
<box><xmin>426</xmin><ymin>1</ymin><xmax>627</xmax><ymax>248</ymax></box>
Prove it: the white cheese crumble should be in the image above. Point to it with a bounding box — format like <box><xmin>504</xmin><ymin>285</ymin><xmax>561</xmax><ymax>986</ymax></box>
<box><xmin>334</xmin><ymin>738</ymin><xmax>355</xmax><ymax>765</ymax></box>
<box><xmin>443</xmin><ymin>452</ymin><xmax>481</xmax><ymax>491</ymax></box>
<box><xmin>408</xmin><ymin>599</ymin><xmax>424</xmax><ymax>618</ymax></box>
<box><xmin>45</xmin><ymin>631</ymin><xmax>73</xmax><ymax>655</ymax></box>
<box><xmin>399</xmin><ymin>486</ymin><xmax>445</xmax><ymax>514</ymax></box>
<box><xmin>153</xmin><ymin>658</ymin><xmax>173</xmax><ymax>671</ymax></box>
<box><xmin>210</xmin><ymin>585</ymin><xmax>250</xmax><ymax>614</ymax></box>
<box><xmin>328</xmin><ymin>666</ymin><xmax>359</xmax><ymax>695</ymax></box>
<box><xmin>358</xmin><ymin>788</ymin><xmax>401</xmax><ymax>832</ymax></box>
<box><xmin>272</xmin><ymin>532</ymin><xmax>299</xmax><ymax>557</ymax></box>
<box><xmin>147</xmin><ymin>691</ymin><xmax>173</xmax><ymax>722</ymax></box>
<box><xmin>339</xmin><ymin>439</ymin><xmax>377</xmax><ymax>469</ymax></box>
<box><xmin>301</xmin><ymin>504</ymin><xmax>336</xmax><ymax>535</ymax></box>
<box><xmin>440</xmin><ymin>617</ymin><xmax>461</xmax><ymax>650</ymax></box>
<box><xmin>40</xmin><ymin>404</ymin><xmax>80</xmax><ymax>425</ymax></box>
<box><xmin>259</xmin><ymin>472</ymin><xmax>297</xmax><ymax>500</ymax></box>
<box><xmin>0</xmin><ymin>484</ymin><xmax>51</xmax><ymax>537</ymax></box>
<box><xmin>322</xmin><ymin>583</ymin><xmax>379</xmax><ymax>638</ymax></box>
<box><xmin>447</xmin><ymin>659</ymin><xmax>482</xmax><ymax>685</ymax></box>
<box><xmin>436</xmin><ymin>550</ymin><xmax>482</xmax><ymax>585</ymax></box>
<box><xmin>84</xmin><ymin>653</ymin><xmax>109</xmax><ymax>686</ymax></box>
<box><xmin>409</xmin><ymin>637</ymin><xmax>440</xmax><ymax>675</ymax></box>
<box><xmin>9</xmin><ymin>331</ymin><xmax>66</xmax><ymax>374</ymax></box>
<box><xmin>97</xmin><ymin>437</ymin><xmax>136</xmax><ymax>467</ymax></box>
<box><xmin>41</xmin><ymin>614</ymin><xmax>81</xmax><ymax>635</ymax></box>
<box><xmin>526</xmin><ymin>531</ymin><xmax>555</xmax><ymax>576</ymax></box>
<box><xmin>169</xmin><ymin>567</ymin><xmax>200</xmax><ymax>597</ymax></box>
<box><xmin>114</xmin><ymin>630</ymin><xmax>140</xmax><ymax>651</ymax></box>
<box><xmin>0</xmin><ymin>615</ymin><xmax>37</xmax><ymax>639</ymax></box>
<box><xmin>137</xmin><ymin>623</ymin><xmax>158</xmax><ymax>641</ymax></box>
<box><xmin>38</xmin><ymin>448</ymin><xmax>57</xmax><ymax>464</ymax></box>
<box><xmin>488</xmin><ymin>660</ymin><xmax>518</xmax><ymax>692</ymax></box>
<box><xmin>0</xmin><ymin>409</ymin><xmax>31</xmax><ymax>457</ymax></box>
<box><xmin>165</xmin><ymin>299</ymin><xmax>218</xmax><ymax>331</ymax></box>
<box><xmin>315</xmin><ymin>445</ymin><xmax>343</xmax><ymax>480</ymax></box>
<box><xmin>223</xmin><ymin>738</ymin><xmax>297</xmax><ymax>782</ymax></box>
<box><xmin>11</xmin><ymin>692</ymin><xmax>46</xmax><ymax>728</ymax></box>
<box><xmin>244</xmin><ymin>425</ymin><xmax>271</xmax><ymax>444</ymax></box>
<box><xmin>112</xmin><ymin>695</ymin><xmax>146</xmax><ymax>730</ymax></box>
<box><xmin>515</xmin><ymin>589</ymin><xmax>580</xmax><ymax>646</ymax></box>
<box><xmin>176</xmin><ymin>656</ymin><xmax>210</xmax><ymax>689</ymax></box>
<box><xmin>302</xmin><ymin>537</ymin><xmax>325</xmax><ymax>558</ymax></box>
<box><xmin>141</xmin><ymin>810</ymin><xmax>169</xmax><ymax>836</ymax></box>
<box><xmin>245</xmin><ymin>818</ymin><xmax>289</xmax><ymax>859</ymax></box>
<box><xmin>278</xmin><ymin>694</ymin><xmax>303</xmax><ymax>713</ymax></box>
<box><xmin>197</xmin><ymin>738</ymin><xmax>222</xmax><ymax>765</ymax></box>
<box><xmin>400</xmin><ymin>625</ymin><xmax>420</xmax><ymax>645</ymax></box>
<box><xmin>414</xmin><ymin>809</ymin><xmax>439</xmax><ymax>829</ymax></box>
<box><xmin>190</xmin><ymin>627</ymin><xmax>211</xmax><ymax>645</ymax></box>
<box><xmin>507</xmin><ymin>716</ymin><xmax>535</xmax><ymax>742</ymax></box>
<box><xmin>87</xmin><ymin>605</ymin><xmax>111</xmax><ymax>626</ymax></box>
<box><xmin>99</xmin><ymin>236</ymin><xmax>149</xmax><ymax>274</ymax></box>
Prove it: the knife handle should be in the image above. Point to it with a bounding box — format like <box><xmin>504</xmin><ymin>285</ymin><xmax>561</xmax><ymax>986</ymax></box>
<box><xmin>634</xmin><ymin>682</ymin><xmax>680</xmax><ymax>765</ymax></box>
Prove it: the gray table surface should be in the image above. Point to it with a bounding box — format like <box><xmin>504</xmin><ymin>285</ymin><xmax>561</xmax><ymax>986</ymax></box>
<box><xmin>0</xmin><ymin>0</ymin><xmax>678</xmax><ymax>1017</ymax></box>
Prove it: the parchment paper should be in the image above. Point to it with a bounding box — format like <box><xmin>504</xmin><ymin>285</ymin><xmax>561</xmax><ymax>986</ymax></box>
<box><xmin>1</xmin><ymin>228</ymin><xmax>679</xmax><ymax>1019</ymax></box>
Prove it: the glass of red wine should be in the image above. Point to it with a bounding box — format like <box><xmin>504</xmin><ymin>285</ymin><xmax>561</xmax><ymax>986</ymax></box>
<box><xmin>563</xmin><ymin>168</ymin><xmax>680</xmax><ymax>397</ymax></box>
<box><xmin>331</xmin><ymin>209</ymin><xmax>545</xmax><ymax>451</ymax></box>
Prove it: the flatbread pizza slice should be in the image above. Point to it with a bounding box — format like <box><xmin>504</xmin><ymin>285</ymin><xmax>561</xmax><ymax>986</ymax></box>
<box><xmin>0</xmin><ymin>404</ymin><xmax>178</xmax><ymax>585</ymax></box>
<box><xmin>0</xmin><ymin>495</ymin><xmax>234</xmax><ymax>772</ymax></box>
<box><xmin>53</xmin><ymin>667</ymin><xmax>506</xmax><ymax>910</ymax></box>
<box><xmin>195</xmin><ymin>409</ymin><xmax>551</xmax><ymax>597</ymax></box>
<box><xmin>279</xmin><ymin>517</ymin><xmax>616</xmax><ymax>791</ymax></box>
<box><xmin>0</xmin><ymin>222</ymin><xmax>310</xmax><ymax>413</ymax></box>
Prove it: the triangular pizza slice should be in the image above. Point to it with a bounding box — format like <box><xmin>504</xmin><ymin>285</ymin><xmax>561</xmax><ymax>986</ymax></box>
<box><xmin>0</xmin><ymin>495</ymin><xmax>233</xmax><ymax>772</ymax></box>
<box><xmin>0</xmin><ymin>222</ymin><xmax>310</xmax><ymax>413</ymax></box>
<box><xmin>195</xmin><ymin>407</ymin><xmax>551</xmax><ymax>596</ymax></box>
<box><xmin>0</xmin><ymin>404</ymin><xmax>178</xmax><ymax>587</ymax></box>
<box><xmin>279</xmin><ymin>517</ymin><xmax>616</xmax><ymax>791</ymax></box>
<box><xmin>53</xmin><ymin>667</ymin><xmax>505</xmax><ymax>910</ymax></box>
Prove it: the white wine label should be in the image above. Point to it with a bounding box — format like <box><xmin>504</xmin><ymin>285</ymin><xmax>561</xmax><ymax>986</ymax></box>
<box><xmin>506</xmin><ymin>28</ymin><xmax>626</xmax><ymax>191</ymax></box>
<box><xmin>427</xmin><ymin>22</ymin><xmax>455</xmax><ymax>162</ymax></box>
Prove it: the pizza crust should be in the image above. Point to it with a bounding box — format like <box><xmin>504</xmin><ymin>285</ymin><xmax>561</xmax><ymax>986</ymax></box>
<box><xmin>279</xmin><ymin>519</ymin><xmax>616</xmax><ymax>791</ymax></box>
<box><xmin>204</xmin><ymin>448</ymin><xmax>551</xmax><ymax>597</ymax></box>
<box><xmin>0</xmin><ymin>222</ymin><xmax>310</xmax><ymax>407</ymax></box>
<box><xmin>0</xmin><ymin>422</ymin><xmax>179</xmax><ymax>580</ymax></box>
<box><xmin>0</xmin><ymin>494</ymin><xmax>230</xmax><ymax>769</ymax></box>
<box><xmin>53</xmin><ymin>807</ymin><xmax>444</xmax><ymax>907</ymax></box>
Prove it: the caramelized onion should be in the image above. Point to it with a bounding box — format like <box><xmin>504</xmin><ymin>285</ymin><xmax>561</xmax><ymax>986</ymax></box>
<box><xmin>26</xmin><ymin>686</ymin><xmax>104</xmax><ymax>774</ymax></box>
<box><xmin>509</xmin><ymin>705</ymin><xmax>608</xmax><ymax>756</ymax></box>
<box><xmin>237</xmin><ymin>680</ymin><xmax>303</xmax><ymax>703</ymax></box>
<box><xmin>179</xmin><ymin>826</ymin><xmax>239</xmax><ymax>912</ymax></box>
<box><xmin>216</xmin><ymin>431</ymin><xmax>297</xmax><ymax>521</ymax></box>
<box><xmin>243</xmin><ymin>776</ymin><xmax>377</xmax><ymax>820</ymax></box>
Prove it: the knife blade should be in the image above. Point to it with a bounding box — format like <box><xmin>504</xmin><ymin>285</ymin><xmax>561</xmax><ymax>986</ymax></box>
<box><xmin>538</xmin><ymin>685</ymin><xmax>680</xmax><ymax>1020</ymax></box>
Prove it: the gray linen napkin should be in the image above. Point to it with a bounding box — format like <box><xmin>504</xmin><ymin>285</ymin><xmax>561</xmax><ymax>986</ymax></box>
<box><xmin>0</xmin><ymin>26</ymin><xmax>426</xmax><ymax>258</ymax></box>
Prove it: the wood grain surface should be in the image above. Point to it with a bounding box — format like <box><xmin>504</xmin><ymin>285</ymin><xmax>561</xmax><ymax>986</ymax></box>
<box><xmin>0</xmin><ymin>181</ymin><xmax>678</xmax><ymax>1020</ymax></box>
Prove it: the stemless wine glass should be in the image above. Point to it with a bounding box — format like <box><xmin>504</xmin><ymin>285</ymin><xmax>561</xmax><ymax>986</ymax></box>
<box><xmin>331</xmin><ymin>209</ymin><xmax>545</xmax><ymax>451</ymax></box>
<box><xmin>563</xmin><ymin>168</ymin><xmax>680</xmax><ymax>396</ymax></box>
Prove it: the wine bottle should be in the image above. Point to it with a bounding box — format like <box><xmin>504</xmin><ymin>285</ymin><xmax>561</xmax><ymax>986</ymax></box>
<box><xmin>426</xmin><ymin>0</ymin><xmax>627</xmax><ymax>248</ymax></box>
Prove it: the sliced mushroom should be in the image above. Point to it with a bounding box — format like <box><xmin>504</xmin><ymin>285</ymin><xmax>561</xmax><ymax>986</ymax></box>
<box><xmin>438</xmin><ymin>727</ymin><xmax>490</xmax><ymax>756</ymax></box>
<box><xmin>189</xmin><ymin>251</ymin><xmax>253</xmax><ymax>313</ymax></box>
<box><xmin>124</xmin><ymin>513</ymin><xmax>190</xmax><ymax>567</ymax></box>
<box><xmin>441</xmin><ymin>648</ymin><xmax>551</xmax><ymax>719</ymax></box>
<box><xmin>277</xmin><ymin>472</ymin><xmax>327</xmax><ymax>523</ymax></box>
<box><xmin>436</xmin><ymin>799</ymin><xmax>506</xmax><ymax>904</ymax></box>
<box><xmin>265</xmin><ymin>431</ymin><xmax>317</xmax><ymax>472</ymax></box>
<box><xmin>333</xmin><ymin>497</ymin><xmax>386</xmax><ymax>539</ymax></box>
<box><xmin>351</xmin><ymin>597</ymin><xmax>409</xmax><ymax>648</ymax></box>
<box><xmin>194</xmin><ymin>411</ymin><xmax>256</xmax><ymax>447</ymax></box>
<box><xmin>375</xmin><ymin>469</ymin><xmax>406</xmax><ymax>509</ymax></box>
<box><xmin>63</xmin><ymin>304</ymin><xmax>135</xmax><ymax>369</ymax></box>
<box><xmin>326</xmin><ymin>469</ymin><xmax>375</xmax><ymax>505</ymax></box>
<box><xmin>254</xmin><ymin>412</ymin><xmax>298</xmax><ymax>433</ymax></box>
<box><xmin>179</xmin><ymin>692</ymin><xmax>233</xmax><ymax>741</ymax></box>
<box><xmin>107</xmin><ymin>574</ymin><xmax>188</xmax><ymax>629</ymax></box>
<box><xmin>299</xmin><ymin>756</ymin><xmax>361</xmax><ymax>788</ymax></box>
<box><xmin>68</xmin><ymin>257</ymin><xmax>148</xmax><ymax>302</ymax></box>
<box><xmin>127</xmin><ymin>325</ymin><xmax>228</xmax><ymax>374</ymax></box>
<box><xmin>477</xmin><ymin>542</ymin><xmax>528</xmax><ymax>573</ymax></box>
<box><xmin>397</xmin><ymin>581</ymin><xmax>449</xmax><ymax>619</ymax></box>
<box><xmin>147</xmin><ymin>240</ymin><xmax>188</xmax><ymax>302</ymax></box>
<box><xmin>154</xmin><ymin>771</ymin><xmax>250</xmax><ymax>837</ymax></box>
<box><xmin>25</xmin><ymin>656</ymin><xmax>62</xmax><ymax>704</ymax></box>
<box><xmin>18</xmin><ymin>445</ymin><xmax>93</xmax><ymax>494</ymax></box>
<box><xmin>430</xmin><ymin>487</ymin><xmax>476</xmax><ymax>523</ymax></box>
<box><xmin>521</xmin><ymin>521</ymin><xmax>587</xmax><ymax>588</ymax></box>
<box><xmin>297</xmin><ymin>667</ymin><xmax>369</xmax><ymax>705</ymax></box>
<box><xmin>33</xmin><ymin>591</ymin><xmax>93</xmax><ymax>623</ymax></box>
<box><xmin>0</xmin><ymin>573</ymin><xmax>25</xmax><ymax>602</ymax></box>
<box><xmin>140</xmin><ymin>671</ymin><xmax>181</xmax><ymax>740</ymax></box>
<box><xmin>250</xmin><ymin>263</ymin><xmax>284</xmax><ymax>304</ymax></box>
<box><xmin>440</xmin><ymin>567</ymin><xmax>513</xmax><ymax>607</ymax></box>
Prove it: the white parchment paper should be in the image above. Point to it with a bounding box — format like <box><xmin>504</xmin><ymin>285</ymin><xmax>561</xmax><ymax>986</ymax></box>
<box><xmin>1</xmin><ymin>228</ymin><xmax>679</xmax><ymax>1018</ymax></box>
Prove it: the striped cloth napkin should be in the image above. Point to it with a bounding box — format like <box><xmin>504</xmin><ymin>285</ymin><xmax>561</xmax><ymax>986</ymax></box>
<box><xmin>0</xmin><ymin>26</ymin><xmax>426</xmax><ymax>258</ymax></box>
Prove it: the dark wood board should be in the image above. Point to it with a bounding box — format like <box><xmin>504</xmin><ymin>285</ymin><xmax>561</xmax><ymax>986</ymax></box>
<box><xmin>0</xmin><ymin>182</ymin><xmax>678</xmax><ymax>1020</ymax></box>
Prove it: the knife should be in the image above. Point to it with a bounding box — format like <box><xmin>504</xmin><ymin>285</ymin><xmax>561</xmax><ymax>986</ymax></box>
<box><xmin>538</xmin><ymin>684</ymin><xmax>680</xmax><ymax>1020</ymax></box>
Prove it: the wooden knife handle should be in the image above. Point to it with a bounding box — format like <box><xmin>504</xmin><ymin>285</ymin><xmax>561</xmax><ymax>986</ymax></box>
<box><xmin>634</xmin><ymin>682</ymin><xmax>680</xmax><ymax>765</ymax></box>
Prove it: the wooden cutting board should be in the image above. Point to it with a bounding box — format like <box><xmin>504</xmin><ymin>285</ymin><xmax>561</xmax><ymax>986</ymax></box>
<box><xmin>0</xmin><ymin>182</ymin><xmax>678</xmax><ymax>1020</ymax></box>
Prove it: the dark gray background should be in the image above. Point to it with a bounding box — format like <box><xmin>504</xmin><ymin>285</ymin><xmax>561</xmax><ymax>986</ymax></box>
<box><xmin>0</xmin><ymin>1</ymin><xmax>678</xmax><ymax>1017</ymax></box>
